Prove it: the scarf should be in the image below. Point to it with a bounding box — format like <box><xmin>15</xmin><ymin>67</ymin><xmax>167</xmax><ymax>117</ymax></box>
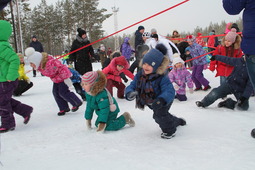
<box><xmin>136</xmin><ymin>72</ymin><xmax>161</xmax><ymax>109</ymax></box>
<box><xmin>76</xmin><ymin>35</ymin><xmax>89</xmax><ymax>43</ymax></box>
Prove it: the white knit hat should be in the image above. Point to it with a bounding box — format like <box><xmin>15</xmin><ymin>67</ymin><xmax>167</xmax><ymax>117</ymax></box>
<box><xmin>172</xmin><ymin>53</ymin><xmax>184</xmax><ymax>66</ymax></box>
<box><xmin>25</xmin><ymin>47</ymin><xmax>43</xmax><ymax>69</ymax></box>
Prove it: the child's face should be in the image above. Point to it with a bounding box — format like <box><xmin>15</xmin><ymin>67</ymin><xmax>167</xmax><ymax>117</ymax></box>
<box><xmin>117</xmin><ymin>65</ymin><xmax>124</xmax><ymax>71</ymax></box>
<box><xmin>20</xmin><ymin>57</ymin><xmax>24</xmax><ymax>63</ymax></box>
<box><xmin>224</xmin><ymin>40</ymin><xmax>233</xmax><ymax>47</ymax></box>
<box><xmin>175</xmin><ymin>62</ymin><xmax>183</xmax><ymax>69</ymax></box>
<box><xmin>142</xmin><ymin>63</ymin><xmax>153</xmax><ymax>75</ymax></box>
<box><xmin>30</xmin><ymin>63</ymin><xmax>36</xmax><ymax>69</ymax></box>
<box><xmin>81</xmin><ymin>82</ymin><xmax>92</xmax><ymax>92</ymax></box>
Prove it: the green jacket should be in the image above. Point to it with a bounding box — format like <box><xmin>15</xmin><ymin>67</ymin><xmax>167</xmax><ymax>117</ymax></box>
<box><xmin>85</xmin><ymin>90</ymin><xmax>124</xmax><ymax>129</ymax></box>
<box><xmin>0</xmin><ymin>20</ymin><xmax>19</xmax><ymax>82</ymax></box>
<box><xmin>84</xmin><ymin>71</ymin><xmax>126</xmax><ymax>131</ymax></box>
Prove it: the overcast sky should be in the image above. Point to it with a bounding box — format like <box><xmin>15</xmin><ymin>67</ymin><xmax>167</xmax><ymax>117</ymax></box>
<box><xmin>30</xmin><ymin>0</ymin><xmax>243</xmax><ymax>36</ymax></box>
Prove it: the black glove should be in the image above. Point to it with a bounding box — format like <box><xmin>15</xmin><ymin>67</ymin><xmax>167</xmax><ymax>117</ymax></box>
<box><xmin>120</xmin><ymin>72</ymin><xmax>128</xmax><ymax>83</ymax></box>
<box><xmin>210</xmin><ymin>55</ymin><xmax>216</xmax><ymax>61</ymax></box>
<box><xmin>237</xmin><ymin>96</ymin><xmax>247</xmax><ymax>107</ymax></box>
<box><xmin>126</xmin><ymin>91</ymin><xmax>138</xmax><ymax>101</ymax></box>
<box><xmin>152</xmin><ymin>98</ymin><xmax>166</xmax><ymax>110</ymax></box>
<box><xmin>123</xmin><ymin>78</ymin><xmax>128</xmax><ymax>83</ymax></box>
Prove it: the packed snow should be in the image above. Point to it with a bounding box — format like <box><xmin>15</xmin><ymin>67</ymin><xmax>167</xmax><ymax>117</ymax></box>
<box><xmin>0</xmin><ymin>61</ymin><xmax>255</xmax><ymax>170</ymax></box>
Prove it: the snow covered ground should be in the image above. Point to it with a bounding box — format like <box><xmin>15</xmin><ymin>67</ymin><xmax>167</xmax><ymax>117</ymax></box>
<box><xmin>1</xmin><ymin>62</ymin><xmax>255</xmax><ymax>170</ymax></box>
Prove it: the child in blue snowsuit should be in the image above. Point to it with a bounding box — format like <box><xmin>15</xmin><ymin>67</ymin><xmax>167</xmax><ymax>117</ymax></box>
<box><xmin>68</xmin><ymin>66</ymin><xmax>86</xmax><ymax>101</ymax></box>
<box><xmin>125</xmin><ymin>44</ymin><xmax>186</xmax><ymax>139</ymax></box>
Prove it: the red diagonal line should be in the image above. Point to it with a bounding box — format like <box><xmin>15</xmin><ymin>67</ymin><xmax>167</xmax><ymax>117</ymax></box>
<box><xmin>57</xmin><ymin>0</ymin><xmax>190</xmax><ymax>60</ymax></box>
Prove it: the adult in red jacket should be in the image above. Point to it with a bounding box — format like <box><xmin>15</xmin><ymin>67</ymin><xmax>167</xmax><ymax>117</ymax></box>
<box><xmin>102</xmin><ymin>56</ymin><xmax>134</xmax><ymax>99</ymax></box>
<box><xmin>209</xmin><ymin>28</ymin><xmax>243</xmax><ymax>85</ymax></box>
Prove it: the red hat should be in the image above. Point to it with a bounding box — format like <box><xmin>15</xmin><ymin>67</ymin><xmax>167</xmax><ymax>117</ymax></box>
<box><xmin>115</xmin><ymin>56</ymin><xmax>127</xmax><ymax>66</ymax></box>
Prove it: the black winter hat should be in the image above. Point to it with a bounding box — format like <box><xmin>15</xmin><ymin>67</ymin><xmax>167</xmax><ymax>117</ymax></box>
<box><xmin>77</xmin><ymin>28</ymin><xmax>86</xmax><ymax>37</ymax></box>
<box><xmin>138</xmin><ymin>25</ymin><xmax>145</xmax><ymax>31</ymax></box>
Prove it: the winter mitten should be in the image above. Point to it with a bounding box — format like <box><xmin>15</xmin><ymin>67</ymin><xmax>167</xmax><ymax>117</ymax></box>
<box><xmin>120</xmin><ymin>72</ymin><xmax>128</xmax><ymax>83</ymax></box>
<box><xmin>126</xmin><ymin>91</ymin><xmax>138</xmax><ymax>101</ymax></box>
<box><xmin>237</xmin><ymin>96</ymin><xmax>249</xmax><ymax>110</ymax></box>
<box><xmin>189</xmin><ymin>88</ymin><xmax>194</xmax><ymax>94</ymax></box>
<box><xmin>64</xmin><ymin>78</ymin><xmax>72</xmax><ymax>87</ymax></box>
<box><xmin>86</xmin><ymin>119</ymin><xmax>92</xmax><ymax>129</ymax></box>
<box><xmin>152</xmin><ymin>98</ymin><xmax>166</xmax><ymax>110</ymax></box>
<box><xmin>122</xmin><ymin>112</ymin><xmax>135</xmax><ymax>127</ymax></box>
<box><xmin>172</xmin><ymin>82</ymin><xmax>179</xmax><ymax>91</ymax></box>
<box><xmin>97</xmin><ymin>123</ymin><xmax>106</xmax><ymax>132</ymax></box>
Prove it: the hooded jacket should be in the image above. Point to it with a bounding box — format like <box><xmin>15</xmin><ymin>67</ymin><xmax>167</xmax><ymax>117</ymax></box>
<box><xmin>102</xmin><ymin>56</ymin><xmax>134</xmax><ymax>83</ymax></box>
<box><xmin>120</xmin><ymin>37</ymin><xmax>133</xmax><ymax>60</ymax></box>
<box><xmin>85</xmin><ymin>71</ymin><xmax>124</xmax><ymax>130</ymax></box>
<box><xmin>0</xmin><ymin>20</ymin><xmax>20</xmax><ymax>82</ymax></box>
<box><xmin>126</xmin><ymin>55</ymin><xmax>175</xmax><ymax>107</ymax></box>
<box><xmin>209</xmin><ymin>35</ymin><xmax>243</xmax><ymax>77</ymax></box>
<box><xmin>38</xmin><ymin>55</ymin><xmax>71</xmax><ymax>83</ymax></box>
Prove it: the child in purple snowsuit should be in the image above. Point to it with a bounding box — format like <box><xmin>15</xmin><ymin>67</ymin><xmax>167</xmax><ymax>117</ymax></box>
<box><xmin>168</xmin><ymin>53</ymin><xmax>194</xmax><ymax>101</ymax></box>
<box><xmin>186</xmin><ymin>35</ymin><xmax>211</xmax><ymax>91</ymax></box>
<box><xmin>120</xmin><ymin>37</ymin><xmax>134</xmax><ymax>63</ymax></box>
<box><xmin>25</xmin><ymin>48</ymin><xmax>82</xmax><ymax>116</ymax></box>
<box><xmin>0</xmin><ymin>20</ymin><xmax>33</xmax><ymax>133</ymax></box>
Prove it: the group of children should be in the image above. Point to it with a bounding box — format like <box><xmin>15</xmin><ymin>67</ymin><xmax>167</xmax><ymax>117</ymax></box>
<box><xmin>1</xmin><ymin>19</ymin><xmax>253</xmax><ymax>139</ymax></box>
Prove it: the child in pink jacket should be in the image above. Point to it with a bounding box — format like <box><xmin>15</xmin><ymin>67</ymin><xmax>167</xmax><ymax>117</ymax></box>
<box><xmin>25</xmin><ymin>47</ymin><xmax>82</xmax><ymax>116</ymax></box>
<box><xmin>102</xmin><ymin>56</ymin><xmax>134</xmax><ymax>98</ymax></box>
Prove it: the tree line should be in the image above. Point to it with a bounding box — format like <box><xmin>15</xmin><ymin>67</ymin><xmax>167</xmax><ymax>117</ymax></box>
<box><xmin>0</xmin><ymin>0</ymin><xmax>242</xmax><ymax>56</ymax></box>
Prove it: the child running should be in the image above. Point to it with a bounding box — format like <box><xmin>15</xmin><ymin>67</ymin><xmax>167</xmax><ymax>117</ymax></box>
<box><xmin>25</xmin><ymin>47</ymin><xmax>82</xmax><ymax>116</ymax></box>
<box><xmin>168</xmin><ymin>53</ymin><xmax>194</xmax><ymax>101</ymax></box>
<box><xmin>125</xmin><ymin>44</ymin><xmax>186</xmax><ymax>139</ymax></box>
<box><xmin>0</xmin><ymin>20</ymin><xmax>33</xmax><ymax>133</ymax></box>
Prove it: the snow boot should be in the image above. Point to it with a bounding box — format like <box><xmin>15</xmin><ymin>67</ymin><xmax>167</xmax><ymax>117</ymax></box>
<box><xmin>203</xmin><ymin>85</ymin><xmax>211</xmax><ymax>91</ymax></box>
<box><xmin>218</xmin><ymin>98</ymin><xmax>237</xmax><ymax>110</ymax></box>
<box><xmin>251</xmin><ymin>128</ymin><xmax>255</xmax><ymax>138</ymax></box>
<box><xmin>57</xmin><ymin>108</ymin><xmax>70</xmax><ymax>116</ymax></box>
<box><xmin>196</xmin><ymin>101</ymin><xmax>205</xmax><ymax>108</ymax></box>
<box><xmin>161</xmin><ymin>132</ymin><xmax>176</xmax><ymax>139</ymax></box>
<box><xmin>0</xmin><ymin>127</ymin><xmax>15</xmax><ymax>133</ymax></box>
<box><xmin>122</xmin><ymin>112</ymin><xmax>135</xmax><ymax>127</ymax></box>
<box><xmin>179</xmin><ymin>118</ymin><xmax>187</xmax><ymax>126</ymax></box>
<box><xmin>71</xmin><ymin>102</ymin><xmax>83</xmax><ymax>112</ymax></box>
<box><xmin>97</xmin><ymin>123</ymin><xmax>106</xmax><ymax>132</ymax></box>
<box><xmin>194</xmin><ymin>87</ymin><xmax>202</xmax><ymax>91</ymax></box>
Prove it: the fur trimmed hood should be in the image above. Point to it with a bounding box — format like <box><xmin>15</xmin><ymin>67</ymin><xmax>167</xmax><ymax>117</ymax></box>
<box><xmin>89</xmin><ymin>70</ymin><xmax>107</xmax><ymax>96</ymax></box>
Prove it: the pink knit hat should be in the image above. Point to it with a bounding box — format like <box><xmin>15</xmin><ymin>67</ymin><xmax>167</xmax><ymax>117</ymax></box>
<box><xmin>82</xmin><ymin>71</ymin><xmax>98</xmax><ymax>85</ymax></box>
<box><xmin>225</xmin><ymin>28</ymin><xmax>237</xmax><ymax>43</ymax></box>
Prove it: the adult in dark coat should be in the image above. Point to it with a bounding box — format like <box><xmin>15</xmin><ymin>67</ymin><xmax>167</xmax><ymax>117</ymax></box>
<box><xmin>0</xmin><ymin>0</ymin><xmax>11</xmax><ymax>11</ymax></box>
<box><xmin>196</xmin><ymin>55</ymin><xmax>253</xmax><ymax>111</ymax></box>
<box><xmin>129</xmin><ymin>26</ymin><xmax>145</xmax><ymax>73</ymax></box>
<box><xmin>69</xmin><ymin>28</ymin><xmax>94</xmax><ymax>75</ymax></box>
<box><xmin>222</xmin><ymin>0</ymin><xmax>255</xmax><ymax>138</ymax></box>
<box><xmin>29</xmin><ymin>35</ymin><xmax>44</xmax><ymax>77</ymax></box>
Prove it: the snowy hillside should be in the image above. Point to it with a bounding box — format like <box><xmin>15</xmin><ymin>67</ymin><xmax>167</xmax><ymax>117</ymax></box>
<box><xmin>1</xmin><ymin>62</ymin><xmax>255</xmax><ymax>170</ymax></box>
